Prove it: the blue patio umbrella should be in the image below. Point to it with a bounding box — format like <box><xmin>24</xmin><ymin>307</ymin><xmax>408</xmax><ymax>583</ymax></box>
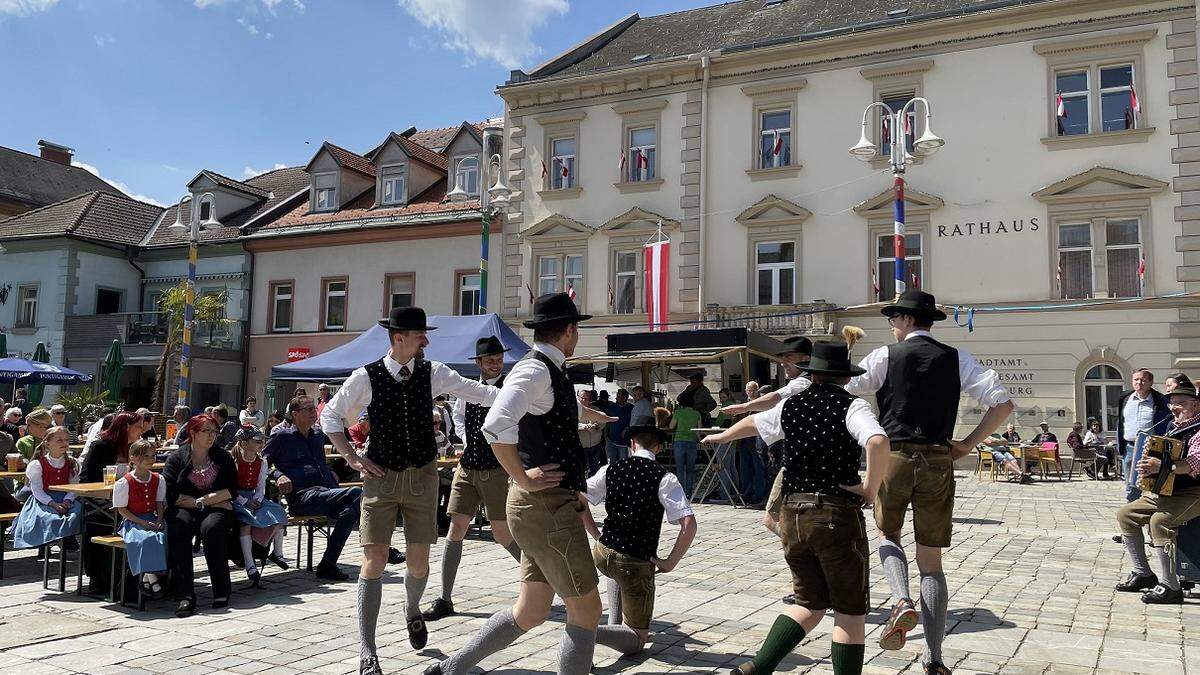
<box><xmin>0</xmin><ymin>358</ymin><xmax>94</xmax><ymax>385</ymax></box>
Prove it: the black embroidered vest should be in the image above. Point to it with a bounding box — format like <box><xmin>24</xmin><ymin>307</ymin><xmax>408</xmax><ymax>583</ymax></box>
<box><xmin>516</xmin><ymin>350</ymin><xmax>585</xmax><ymax>492</ymax></box>
<box><xmin>780</xmin><ymin>382</ymin><xmax>864</xmax><ymax>504</ymax></box>
<box><xmin>877</xmin><ymin>335</ymin><xmax>961</xmax><ymax>445</ymax></box>
<box><xmin>1166</xmin><ymin>419</ymin><xmax>1200</xmax><ymax>492</ymax></box>
<box><xmin>462</xmin><ymin>375</ymin><xmax>504</xmax><ymax>470</ymax></box>
<box><xmin>600</xmin><ymin>455</ymin><xmax>668</xmax><ymax>561</ymax></box>
<box><xmin>364</xmin><ymin>358</ymin><xmax>437</xmax><ymax>471</ymax></box>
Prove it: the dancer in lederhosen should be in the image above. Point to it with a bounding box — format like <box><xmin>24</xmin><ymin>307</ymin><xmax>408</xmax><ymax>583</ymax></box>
<box><xmin>422</xmin><ymin>335</ymin><xmax>523</xmax><ymax>622</ymax></box>
<box><xmin>425</xmin><ymin>293</ymin><xmax>616</xmax><ymax>675</ymax></box>
<box><xmin>320</xmin><ymin>306</ymin><xmax>500</xmax><ymax>675</ymax></box>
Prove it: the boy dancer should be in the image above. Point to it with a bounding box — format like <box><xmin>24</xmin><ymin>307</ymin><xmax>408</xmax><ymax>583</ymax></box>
<box><xmin>705</xmin><ymin>339</ymin><xmax>889</xmax><ymax>674</ymax></box>
<box><xmin>581</xmin><ymin>424</ymin><xmax>697</xmax><ymax>655</ymax></box>
<box><xmin>423</xmin><ymin>335</ymin><xmax>523</xmax><ymax>622</ymax></box>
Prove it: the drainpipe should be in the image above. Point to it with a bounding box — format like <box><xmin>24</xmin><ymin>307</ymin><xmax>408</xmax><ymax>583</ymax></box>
<box><xmin>124</xmin><ymin>247</ymin><xmax>146</xmax><ymax>311</ymax></box>
<box><xmin>688</xmin><ymin>49</ymin><xmax>720</xmax><ymax>323</ymax></box>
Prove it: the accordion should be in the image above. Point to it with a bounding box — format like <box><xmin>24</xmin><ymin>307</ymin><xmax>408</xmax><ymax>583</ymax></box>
<box><xmin>1137</xmin><ymin>433</ymin><xmax>1186</xmax><ymax>496</ymax></box>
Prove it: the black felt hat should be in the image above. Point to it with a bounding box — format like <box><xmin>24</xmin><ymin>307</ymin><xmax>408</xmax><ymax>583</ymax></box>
<box><xmin>522</xmin><ymin>292</ymin><xmax>591</xmax><ymax>329</ymax></box>
<box><xmin>1169</xmin><ymin>382</ymin><xmax>1200</xmax><ymax>401</ymax></box>
<box><xmin>474</xmin><ymin>335</ymin><xmax>510</xmax><ymax>358</ymax></box>
<box><xmin>797</xmin><ymin>341</ymin><xmax>866</xmax><ymax>377</ymax></box>
<box><xmin>881</xmin><ymin>289</ymin><xmax>947</xmax><ymax>322</ymax></box>
<box><xmin>623</xmin><ymin>424</ymin><xmax>670</xmax><ymax>448</ymax></box>
<box><xmin>778</xmin><ymin>335</ymin><xmax>813</xmax><ymax>356</ymax></box>
<box><xmin>378</xmin><ymin>306</ymin><xmax>437</xmax><ymax>331</ymax></box>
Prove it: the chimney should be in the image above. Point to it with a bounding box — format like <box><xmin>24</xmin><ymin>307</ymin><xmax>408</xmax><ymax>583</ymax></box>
<box><xmin>37</xmin><ymin>139</ymin><xmax>74</xmax><ymax>165</ymax></box>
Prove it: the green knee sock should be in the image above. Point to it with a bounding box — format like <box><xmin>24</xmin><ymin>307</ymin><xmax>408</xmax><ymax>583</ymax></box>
<box><xmin>748</xmin><ymin>615</ymin><xmax>807</xmax><ymax>673</ymax></box>
<box><xmin>830</xmin><ymin>642</ymin><xmax>864</xmax><ymax>675</ymax></box>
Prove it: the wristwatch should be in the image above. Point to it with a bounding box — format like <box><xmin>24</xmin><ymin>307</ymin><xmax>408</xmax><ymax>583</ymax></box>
<box><xmin>195</xmin><ymin>496</ymin><xmax>206</xmax><ymax>510</ymax></box>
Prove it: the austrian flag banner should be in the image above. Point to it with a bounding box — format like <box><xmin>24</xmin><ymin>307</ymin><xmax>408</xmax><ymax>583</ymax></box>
<box><xmin>644</xmin><ymin>239</ymin><xmax>670</xmax><ymax>331</ymax></box>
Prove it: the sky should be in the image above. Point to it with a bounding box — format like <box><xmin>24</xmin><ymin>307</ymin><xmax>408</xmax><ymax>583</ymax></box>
<box><xmin>0</xmin><ymin>0</ymin><xmax>703</xmax><ymax>206</ymax></box>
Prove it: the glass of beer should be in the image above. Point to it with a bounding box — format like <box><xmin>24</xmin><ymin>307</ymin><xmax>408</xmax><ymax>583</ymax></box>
<box><xmin>6</xmin><ymin>454</ymin><xmax>20</xmax><ymax>472</ymax></box>
<box><xmin>103</xmin><ymin>465</ymin><xmax>117</xmax><ymax>487</ymax></box>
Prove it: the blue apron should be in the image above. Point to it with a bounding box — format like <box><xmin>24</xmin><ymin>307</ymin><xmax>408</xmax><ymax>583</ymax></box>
<box><xmin>12</xmin><ymin>497</ymin><xmax>82</xmax><ymax>549</ymax></box>
<box><xmin>119</xmin><ymin>514</ymin><xmax>167</xmax><ymax>575</ymax></box>
<box><xmin>233</xmin><ymin>490</ymin><xmax>288</xmax><ymax>529</ymax></box>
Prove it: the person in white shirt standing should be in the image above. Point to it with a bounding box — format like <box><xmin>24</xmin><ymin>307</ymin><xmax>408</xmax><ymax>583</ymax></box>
<box><xmin>629</xmin><ymin>386</ymin><xmax>654</xmax><ymax>427</ymax></box>
<box><xmin>425</xmin><ymin>293</ymin><xmax>616</xmax><ymax>675</ymax></box>
<box><xmin>319</xmin><ymin>307</ymin><xmax>499</xmax><ymax>675</ymax></box>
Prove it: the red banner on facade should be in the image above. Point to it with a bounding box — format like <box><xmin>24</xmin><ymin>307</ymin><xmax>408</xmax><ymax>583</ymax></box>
<box><xmin>287</xmin><ymin>347</ymin><xmax>310</xmax><ymax>362</ymax></box>
<box><xmin>643</xmin><ymin>240</ymin><xmax>670</xmax><ymax>331</ymax></box>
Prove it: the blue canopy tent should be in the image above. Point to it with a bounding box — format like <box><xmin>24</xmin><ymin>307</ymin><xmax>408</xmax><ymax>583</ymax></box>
<box><xmin>269</xmin><ymin>313</ymin><xmax>530</xmax><ymax>382</ymax></box>
<box><xmin>0</xmin><ymin>358</ymin><xmax>94</xmax><ymax>385</ymax></box>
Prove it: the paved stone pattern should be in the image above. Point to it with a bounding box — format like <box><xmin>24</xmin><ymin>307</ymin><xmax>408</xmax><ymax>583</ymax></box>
<box><xmin>1</xmin><ymin>474</ymin><xmax>1198</xmax><ymax>674</ymax></box>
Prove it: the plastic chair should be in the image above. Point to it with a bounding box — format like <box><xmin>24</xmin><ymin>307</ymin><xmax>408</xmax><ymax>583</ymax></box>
<box><xmin>976</xmin><ymin>449</ymin><xmax>998</xmax><ymax>481</ymax></box>
<box><xmin>1037</xmin><ymin>442</ymin><xmax>1064</xmax><ymax>480</ymax></box>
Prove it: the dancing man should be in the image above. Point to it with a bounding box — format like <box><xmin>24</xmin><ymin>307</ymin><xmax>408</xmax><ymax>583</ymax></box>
<box><xmin>425</xmin><ymin>293</ymin><xmax>616</xmax><ymax>675</ymax></box>
<box><xmin>320</xmin><ymin>306</ymin><xmax>500</xmax><ymax>675</ymax></box>
<box><xmin>422</xmin><ymin>336</ymin><xmax>523</xmax><ymax>622</ymax></box>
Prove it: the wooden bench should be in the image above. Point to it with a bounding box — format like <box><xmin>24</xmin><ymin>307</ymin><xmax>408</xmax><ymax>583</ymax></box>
<box><xmin>0</xmin><ymin>512</ymin><xmax>16</xmax><ymax>579</ymax></box>
<box><xmin>286</xmin><ymin>515</ymin><xmax>331</xmax><ymax>571</ymax></box>
<box><xmin>90</xmin><ymin>535</ymin><xmax>146</xmax><ymax>610</ymax></box>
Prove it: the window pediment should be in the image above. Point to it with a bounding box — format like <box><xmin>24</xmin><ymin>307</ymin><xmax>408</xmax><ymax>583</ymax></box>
<box><xmin>523</xmin><ymin>213</ymin><xmax>594</xmax><ymax>241</ymax></box>
<box><xmin>599</xmin><ymin>206</ymin><xmax>679</xmax><ymax>234</ymax></box>
<box><xmin>736</xmin><ymin>194</ymin><xmax>812</xmax><ymax>228</ymax></box>
<box><xmin>853</xmin><ymin>187</ymin><xmax>943</xmax><ymax>217</ymax></box>
<box><xmin>1032</xmin><ymin>166</ymin><xmax>1167</xmax><ymax>205</ymax></box>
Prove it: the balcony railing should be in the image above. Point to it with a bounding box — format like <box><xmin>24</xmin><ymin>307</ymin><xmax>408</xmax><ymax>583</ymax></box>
<box><xmin>702</xmin><ymin>303</ymin><xmax>837</xmax><ymax>337</ymax></box>
<box><xmin>64</xmin><ymin>312</ymin><xmax>245</xmax><ymax>351</ymax></box>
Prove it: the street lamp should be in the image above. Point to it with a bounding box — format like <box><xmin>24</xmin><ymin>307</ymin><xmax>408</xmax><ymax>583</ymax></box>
<box><xmin>450</xmin><ymin>123</ymin><xmax>510</xmax><ymax>314</ymax></box>
<box><xmin>166</xmin><ymin>192</ymin><xmax>221</xmax><ymax>408</ymax></box>
<box><xmin>849</xmin><ymin>97</ymin><xmax>944</xmax><ymax>300</ymax></box>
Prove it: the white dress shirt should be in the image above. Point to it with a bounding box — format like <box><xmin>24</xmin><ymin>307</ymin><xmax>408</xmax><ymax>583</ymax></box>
<box><xmin>776</xmin><ymin>375</ymin><xmax>814</xmax><ymax>399</ymax></box>
<box><xmin>845</xmin><ymin>330</ymin><xmax>1011</xmax><ymax>407</ymax></box>
<box><xmin>482</xmin><ymin>342</ymin><xmax>583</xmax><ymax>445</ymax></box>
<box><xmin>320</xmin><ymin>353</ymin><xmax>499</xmax><ymax>433</ymax></box>
<box><xmin>584</xmin><ymin>448</ymin><xmax>694</xmax><ymax>524</ymax></box>
<box><xmin>1122</xmin><ymin>391</ymin><xmax>1157</xmax><ymax>442</ymax></box>
<box><xmin>27</xmin><ymin>455</ymin><xmax>79</xmax><ymax>505</ymax></box>
<box><xmin>630</xmin><ymin>398</ymin><xmax>654</xmax><ymax>426</ymax></box>
<box><xmin>452</xmin><ymin>375</ymin><xmax>501</xmax><ymax>437</ymax></box>
<box><xmin>754</xmin><ymin>392</ymin><xmax>887</xmax><ymax>447</ymax></box>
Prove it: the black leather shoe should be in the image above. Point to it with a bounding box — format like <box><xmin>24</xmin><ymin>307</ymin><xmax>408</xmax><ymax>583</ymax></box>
<box><xmin>212</xmin><ymin>597</ymin><xmax>229</xmax><ymax>610</ymax></box>
<box><xmin>925</xmin><ymin>662</ymin><xmax>951</xmax><ymax>675</ymax></box>
<box><xmin>422</xmin><ymin>664</ymin><xmax>442</xmax><ymax>675</ymax></box>
<box><xmin>781</xmin><ymin>593</ymin><xmax>796</xmax><ymax>605</ymax></box>
<box><xmin>360</xmin><ymin>655</ymin><xmax>384</xmax><ymax>675</ymax></box>
<box><xmin>1142</xmin><ymin>584</ymin><xmax>1184</xmax><ymax>604</ymax></box>
<box><xmin>422</xmin><ymin>597</ymin><xmax>455</xmax><ymax>621</ymax></box>
<box><xmin>175</xmin><ymin>597</ymin><xmax>195</xmax><ymax>618</ymax></box>
<box><xmin>316</xmin><ymin>563</ymin><xmax>350</xmax><ymax>581</ymax></box>
<box><xmin>407</xmin><ymin>616</ymin><xmax>428</xmax><ymax>649</ymax></box>
<box><xmin>247</xmin><ymin>569</ymin><xmax>262</xmax><ymax>589</ymax></box>
<box><xmin>388</xmin><ymin>547</ymin><xmax>406</xmax><ymax>565</ymax></box>
<box><xmin>266</xmin><ymin>552</ymin><xmax>290</xmax><ymax>570</ymax></box>
<box><xmin>1115</xmin><ymin>571</ymin><xmax>1158</xmax><ymax>592</ymax></box>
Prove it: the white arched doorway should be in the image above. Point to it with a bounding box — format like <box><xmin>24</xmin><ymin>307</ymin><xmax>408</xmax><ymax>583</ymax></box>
<box><xmin>1082</xmin><ymin>364</ymin><xmax>1124</xmax><ymax>433</ymax></box>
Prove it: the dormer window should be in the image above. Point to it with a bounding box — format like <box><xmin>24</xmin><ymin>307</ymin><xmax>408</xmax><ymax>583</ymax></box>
<box><xmin>314</xmin><ymin>172</ymin><xmax>337</xmax><ymax>212</ymax></box>
<box><xmin>198</xmin><ymin>198</ymin><xmax>212</xmax><ymax>222</ymax></box>
<box><xmin>381</xmin><ymin>165</ymin><xmax>406</xmax><ymax>206</ymax></box>
<box><xmin>454</xmin><ymin>156</ymin><xmax>480</xmax><ymax>197</ymax></box>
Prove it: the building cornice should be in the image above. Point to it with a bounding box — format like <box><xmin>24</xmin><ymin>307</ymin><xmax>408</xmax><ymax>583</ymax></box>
<box><xmin>244</xmin><ymin>216</ymin><xmax>496</xmax><ymax>252</ymax></box>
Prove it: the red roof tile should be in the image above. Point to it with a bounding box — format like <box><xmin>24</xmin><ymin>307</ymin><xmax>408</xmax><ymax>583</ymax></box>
<box><xmin>321</xmin><ymin>142</ymin><xmax>377</xmax><ymax>178</ymax></box>
<box><xmin>253</xmin><ymin>178</ymin><xmax>480</xmax><ymax>233</ymax></box>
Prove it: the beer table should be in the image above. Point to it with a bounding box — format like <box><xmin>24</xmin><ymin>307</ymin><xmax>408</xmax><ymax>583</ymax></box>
<box><xmin>49</xmin><ymin>481</ymin><xmax>116</xmax><ymax>596</ymax></box>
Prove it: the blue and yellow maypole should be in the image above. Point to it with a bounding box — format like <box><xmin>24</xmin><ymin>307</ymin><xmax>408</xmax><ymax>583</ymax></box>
<box><xmin>177</xmin><ymin>238</ymin><xmax>197</xmax><ymax>408</ymax></box>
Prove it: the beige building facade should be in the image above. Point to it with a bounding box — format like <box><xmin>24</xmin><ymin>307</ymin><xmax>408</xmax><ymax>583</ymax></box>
<box><xmin>496</xmin><ymin>0</ymin><xmax>1198</xmax><ymax>438</ymax></box>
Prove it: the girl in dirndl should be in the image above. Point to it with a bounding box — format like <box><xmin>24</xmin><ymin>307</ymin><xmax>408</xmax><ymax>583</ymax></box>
<box><xmin>232</xmin><ymin>426</ymin><xmax>288</xmax><ymax>587</ymax></box>
<box><xmin>114</xmin><ymin>440</ymin><xmax>168</xmax><ymax>597</ymax></box>
<box><xmin>12</xmin><ymin>425</ymin><xmax>82</xmax><ymax>550</ymax></box>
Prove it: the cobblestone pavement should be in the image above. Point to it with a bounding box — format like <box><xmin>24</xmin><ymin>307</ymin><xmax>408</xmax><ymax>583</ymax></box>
<box><xmin>1</xmin><ymin>472</ymin><xmax>1198</xmax><ymax>674</ymax></box>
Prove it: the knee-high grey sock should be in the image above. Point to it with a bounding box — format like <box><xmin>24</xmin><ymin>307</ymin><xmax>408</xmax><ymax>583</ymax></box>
<box><xmin>596</xmin><ymin>624</ymin><xmax>643</xmax><ymax>655</ymax></box>
<box><xmin>879</xmin><ymin>540</ymin><xmax>911</xmax><ymax>604</ymax></box>
<box><xmin>1156</xmin><ymin>544</ymin><xmax>1180</xmax><ymax>590</ymax></box>
<box><xmin>358</xmin><ymin>576</ymin><xmax>383</xmax><ymax>659</ymax></box>
<box><xmin>441</xmin><ymin>539</ymin><xmax>463</xmax><ymax>602</ymax></box>
<box><xmin>405</xmin><ymin>572</ymin><xmax>428</xmax><ymax>621</ymax></box>
<box><xmin>557</xmin><ymin>624</ymin><xmax>597</xmax><ymax>675</ymax></box>
<box><xmin>607</xmin><ymin>578</ymin><xmax>623</xmax><ymax>625</ymax></box>
<box><xmin>504</xmin><ymin>540</ymin><xmax>522</xmax><ymax>562</ymax></box>
<box><xmin>919</xmin><ymin>572</ymin><xmax>948</xmax><ymax>666</ymax></box>
<box><xmin>1123</xmin><ymin>532</ymin><xmax>1152</xmax><ymax>574</ymax></box>
<box><xmin>439</xmin><ymin>608</ymin><xmax>526</xmax><ymax>675</ymax></box>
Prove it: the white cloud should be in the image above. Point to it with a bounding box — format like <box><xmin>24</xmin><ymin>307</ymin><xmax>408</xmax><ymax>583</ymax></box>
<box><xmin>0</xmin><ymin>0</ymin><xmax>59</xmax><ymax>17</ymax></box>
<box><xmin>93</xmin><ymin>33</ymin><xmax>115</xmax><ymax>48</ymax></box>
<box><xmin>236</xmin><ymin>16</ymin><xmax>259</xmax><ymax>36</ymax></box>
<box><xmin>161</xmin><ymin>164</ymin><xmax>181</xmax><ymax>172</ymax></box>
<box><xmin>192</xmin><ymin>0</ymin><xmax>233</xmax><ymax>7</ymax></box>
<box><xmin>399</xmin><ymin>0</ymin><xmax>568</xmax><ymax>70</ymax></box>
<box><xmin>242</xmin><ymin>163</ymin><xmax>287</xmax><ymax>179</ymax></box>
<box><xmin>72</xmin><ymin>161</ymin><xmax>166</xmax><ymax>207</ymax></box>
<box><xmin>265</xmin><ymin>31</ymin><xmax>273</xmax><ymax>39</ymax></box>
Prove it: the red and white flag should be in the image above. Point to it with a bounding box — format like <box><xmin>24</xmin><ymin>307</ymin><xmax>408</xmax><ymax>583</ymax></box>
<box><xmin>871</xmin><ymin>268</ymin><xmax>880</xmax><ymax>298</ymax></box>
<box><xmin>902</xmin><ymin>111</ymin><xmax>913</xmax><ymax>136</ymax></box>
<box><xmin>567</xmin><ymin>282</ymin><xmax>576</xmax><ymax>301</ymax></box>
<box><xmin>911</xmin><ymin>272</ymin><xmax>920</xmax><ymax>289</ymax></box>
<box><xmin>636</xmin><ymin>148</ymin><xmax>648</xmax><ymax>169</ymax></box>
<box><xmin>644</xmin><ymin>238</ymin><xmax>670</xmax><ymax>332</ymax></box>
<box><xmin>525</xmin><ymin>283</ymin><xmax>535</xmax><ymax>304</ymax></box>
<box><xmin>541</xmin><ymin>160</ymin><xmax>548</xmax><ymax>179</ymax></box>
<box><xmin>1130</xmin><ymin>87</ymin><xmax>1141</xmax><ymax>114</ymax></box>
<box><xmin>607</xmin><ymin>284</ymin><xmax>614</xmax><ymax>308</ymax></box>
<box><xmin>771</xmin><ymin>131</ymin><xmax>783</xmax><ymax>157</ymax></box>
<box><xmin>618</xmin><ymin>149</ymin><xmax>626</xmax><ymax>172</ymax></box>
<box><xmin>881</xmin><ymin>117</ymin><xmax>891</xmax><ymax>144</ymax></box>
<box><xmin>1138</xmin><ymin>256</ymin><xmax>1146</xmax><ymax>290</ymax></box>
<box><xmin>560</xmin><ymin>161</ymin><xmax>570</xmax><ymax>178</ymax></box>
<box><xmin>1056</xmin><ymin>92</ymin><xmax>1066</xmax><ymax>118</ymax></box>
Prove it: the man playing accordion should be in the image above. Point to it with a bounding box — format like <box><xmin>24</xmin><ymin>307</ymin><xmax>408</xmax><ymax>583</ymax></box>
<box><xmin>1114</xmin><ymin>381</ymin><xmax>1200</xmax><ymax>604</ymax></box>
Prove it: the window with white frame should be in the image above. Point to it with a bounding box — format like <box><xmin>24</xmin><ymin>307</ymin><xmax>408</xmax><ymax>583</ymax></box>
<box><xmin>755</xmin><ymin>242</ymin><xmax>795</xmax><ymax>305</ymax></box>
<box><xmin>457</xmin><ymin>272</ymin><xmax>481</xmax><ymax>315</ymax></box>
<box><xmin>536</xmin><ymin>253</ymin><xmax>583</xmax><ymax>299</ymax></box>
<box><xmin>627</xmin><ymin>127</ymin><xmax>656</xmax><ymax>182</ymax></box>
<box><xmin>875</xmin><ymin>233</ymin><xmax>923</xmax><ymax>301</ymax></box>
<box><xmin>551</xmin><ymin>137</ymin><xmax>576</xmax><ymax>189</ymax></box>
<box><xmin>1055</xmin><ymin>70</ymin><xmax>1089</xmax><ymax>136</ymax></box>
<box><xmin>455</xmin><ymin>156</ymin><xmax>480</xmax><ymax>196</ymax></box>
<box><xmin>322</xmin><ymin>279</ymin><xmax>347</xmax><ymax>331</ymax></box>
<box><xmin>1054</xmin><ymin>64</ymin><xmax>1139</xmax><ymax>136</ymax></box>
<box><xmin>1083</xmin><ymin>364</ymin><xmax>1124</xmax><ymax>433</ymax></box>
<box><xmin>614</xmin><ymin>250</ymin><xmax>638</xmax><ymax>314</ymax></box>
<box><xmin>537</xmin><ymin>255</ymin><xmax>560</xmax><ymax>296</ymax></box>
<box><xmin>270</xmin><ymin>282</ymin><xmax>292</xmax><ymax>333</ymax></box>
<box><xmin>1100</xmin><ymin>65</ymin><xmax>1137</xmax><ymax>132</ymax></box>
<box><xmin>1057</xmin><ymin>223</ymin><xmax>1093</xmax><ymax>299</ymax></box>
<box><xmin>197</xmin><ymin>197</ymin><xmax>213</xmax><ymax>223</ymax></box>
<box><xmin>314</xmin><ymin>173</ymin><xmax>337</xmax><ymax>211</ymax></box>
<box><xmin>880</xmin><ymin>92</ymin><xmax>917</xmax><ymax>156</ymax></box>
<box><xmin>387</xmin><ymin>274</ymin><xmax>414</xmax><ymax>312</ymax></box>
<box><xmin>16</xmin><ymin>284</ymin><xmax>37</xmax><ymax>327</ymax></box>
<box><xmin>1105</xmin><ymin>218</ymin><xmax>1142</xmax><ymax>297</ymax></box>
<box><xmin>564</xmin><ymin>254</ymin><xmax>583</xmax><ymax>300</ymax></box>
<box><xmin>759</xmin><ymin>110</ymin><xmax>792</xmax><ymax>169</ymax></box>
<box><xmin>381</xmin><ymin>166</ymin><xmax>406</xmax><ymax>206</ymax></box>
